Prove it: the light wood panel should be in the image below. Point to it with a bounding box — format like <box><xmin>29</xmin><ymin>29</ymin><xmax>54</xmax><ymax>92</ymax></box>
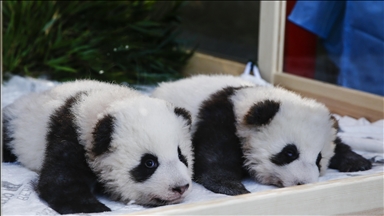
<box><xmin>131</xmin><ymin>173</ymin><xmax>383</xmax><ymax>215</ymax></box>
<box><xmin>274</xmin><ymin>73</ymin><xmax>384</xmax><ymax>121</ymax></box>
<box><xmin>183</xmin><ymin>52</ymin><xmax>245</xmax><ymax>77</ymax></box>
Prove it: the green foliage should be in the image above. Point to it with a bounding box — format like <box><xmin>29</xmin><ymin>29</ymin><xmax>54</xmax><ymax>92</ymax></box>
<box><xmin>3</xmin><ymin>1</ymin><xmax>194</xmax><ymax>84</ymax></box>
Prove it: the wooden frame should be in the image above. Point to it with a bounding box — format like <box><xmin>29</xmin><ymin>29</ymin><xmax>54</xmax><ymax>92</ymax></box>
<box><xmin>256</xmin><ymin>1</ymin><xmax>383</xmax><ymax>122</ymax></box>
<box><xmin>133</xmin><ymin>1</ymin><xmax>383</xmax><ymax>215</ymax></box>
<box><xmin>133</xmin><ymin>173</ymin><xmax>383</xmax><ymax>215</ymax></box>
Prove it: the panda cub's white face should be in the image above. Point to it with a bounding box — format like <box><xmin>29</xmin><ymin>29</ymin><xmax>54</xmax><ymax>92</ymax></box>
<box><xmin>233</xmin><ymin>87</ymin><xmax>336</xmax><ymax>187</ymax></box>
<box><xmin>87</xmin><ymin>98</ymin><xmax>193</xmax><ymax>206</ymax></box>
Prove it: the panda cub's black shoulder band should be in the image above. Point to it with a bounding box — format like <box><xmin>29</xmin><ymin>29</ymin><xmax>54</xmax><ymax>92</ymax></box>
<box><xmin>192</xmin><ymin>85</ymin><xmax>249</xmax><ymax>195</ymax></box>
<box><xmin>2</xmin><ymin>117</ymin><xmax>17</xmax><ymax>162</ymax></box>
<box><xmin>46</xmin><ymin>92</ymin><xmax>85</xmax><ymax>145</ymax></box>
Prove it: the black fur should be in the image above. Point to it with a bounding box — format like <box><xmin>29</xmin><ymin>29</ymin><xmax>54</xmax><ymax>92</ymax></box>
<box><xmin>329</xmin><ymin>137</ymin><xmax>372</xmax><ymax>172</ymax></box>
<box><xmin>130</xmin><ymin>154</ymin><xmax>159</xmax><ymax>183</ymax></box>
<box><xmin>245</xmin><ymin>100</ymin><xmax>280</xmax><ymax>126</ymax></box>
<box><xmin>270</xmin><ymin>144</ymin><xmax>299</xmax><ymax>166</ymax></box>
<box><xmin>178</xmin><ymin>146</ymin><xmax>188</xmax><ymax>167</ymax></box>
<box><xmin>2</xmin><ymin>116</ymin><xmax>17</xmax><ymax>162</ymax></box>
<box><xmin>192</xmin><ymin>86</ymin><xmax>249</xmax><ymax>195</ymax></box>
<box><xmin>174</xmin><ymin>107</ymin><xmax>192</xmax><ymax>127</ymax></box>
<box><xmin>316</xmin><ymin>152</ymin><xmax>322</xmax><ymax>171</ymax></box>
<box><xmin>38</xmin><ymin>93</ymin><xmax>110</xmax><ymax>214</ymax></box>
<box><xmin>92</xmin><ymin>114</ymin><xmax>115</xmax><ymax>156</ymax></box>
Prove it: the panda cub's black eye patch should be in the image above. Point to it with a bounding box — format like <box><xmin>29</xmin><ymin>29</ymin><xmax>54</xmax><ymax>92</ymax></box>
<box><xmin>130</xmin><ymin>154</ymin><xmax>159</xmax><ymax>183</ymax></box>
<box><xmin>270</xmin><ymin>144</ymin><xmax>300</xmax><ymax>166</ymax></box>
<box><xmin>178</xmin><ymin>147</ymin><xmax>188</xmax><ymax>167</ymax></box>
<box><xmin>316</xmin><ymin>152</ymin><xmax>322</xmax><ymax>171</ymax></box>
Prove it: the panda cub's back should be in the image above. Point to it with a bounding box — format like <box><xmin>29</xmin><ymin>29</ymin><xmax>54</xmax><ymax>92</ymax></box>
<box><xmin>152</xmin><ymin>74</ymin><xmax>254</xmax><ymax>124</ymax></box>
<box><xmin>3</xmin><ymin>80</ymin><xmax>141</xmax><ymax>172</ymax></box>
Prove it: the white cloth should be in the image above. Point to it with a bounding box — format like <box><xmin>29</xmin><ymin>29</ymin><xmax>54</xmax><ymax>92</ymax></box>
<box><xmin>2</xmin><ymin>76</ymin><xmax>383</xmax><ymax>215</ymax></box>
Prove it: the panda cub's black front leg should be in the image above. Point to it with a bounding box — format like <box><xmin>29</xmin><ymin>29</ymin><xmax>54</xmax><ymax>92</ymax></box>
<box><xmin>329</xmin><ymin>137</ymin><xmax>372</xmax><ymax>172</ymax></box>
<box><xmin>195</xmin><ymin>172</ymin><xmax>250</xmax><ymax>196</ymax></box>
<box><xmin>37</xmin><ymin>140</ymin><xmax>110</xmax><ymax>214</ymax></box>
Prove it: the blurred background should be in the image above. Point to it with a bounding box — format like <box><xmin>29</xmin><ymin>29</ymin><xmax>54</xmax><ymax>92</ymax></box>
<box><xmin>2</xmin><ymin>1</ymin><xmax>383</xmax><ymax>96</ymax></box>
<box><xmin>3</xmin><ymin>1</ymin><xmax>194</xmax><ymax>84</ymax></box>
<box><xmin>283</xmin><ymin>1</ymin><xmax>384</xmax><ymax>96</ymax></box>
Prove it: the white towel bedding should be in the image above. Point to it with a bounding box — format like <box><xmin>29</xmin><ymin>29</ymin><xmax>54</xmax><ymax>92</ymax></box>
<box><xmin>2</xmin><ymin>76</ymin><xmax>383</xmax><ymax>215</ymax></box>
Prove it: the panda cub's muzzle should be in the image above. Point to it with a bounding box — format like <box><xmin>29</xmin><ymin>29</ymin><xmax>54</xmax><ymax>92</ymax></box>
<box><xmin>150</xmin><ymin>183</ymin><xmax>190</xmax><ymax>206</ymax></box>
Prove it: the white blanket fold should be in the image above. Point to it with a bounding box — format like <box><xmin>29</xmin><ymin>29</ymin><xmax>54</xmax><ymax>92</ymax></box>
<box><xmin>2</xmin><ymin>76</ymin><xmax>383</xmax><ymax>215</ymax></box>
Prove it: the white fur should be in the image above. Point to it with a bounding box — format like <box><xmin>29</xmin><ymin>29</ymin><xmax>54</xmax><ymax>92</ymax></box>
<box><xmin>4</xmin><ymin>80</ymin><xmax>193</xmax><ymax>205</ymax></box>
<box><xmin>152</xmin><ymin>74</ymin><xmax>253</xmax><ymax>132</ymax></box>
<box><xmin>152</xmin><ymin>74</ymin><xmax>336</xmax><ymax>187</ymax></box>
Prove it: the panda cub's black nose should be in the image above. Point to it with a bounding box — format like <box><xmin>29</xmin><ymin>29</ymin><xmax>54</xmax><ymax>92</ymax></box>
<box><xmin>172</xmin><ymin>184</ymin><xmax>189</xmax><ymax>195</ymax></box>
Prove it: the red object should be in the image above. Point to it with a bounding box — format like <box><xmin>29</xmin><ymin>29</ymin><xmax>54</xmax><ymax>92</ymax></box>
<box><xmin>283</xmin><ymin>0</ymin><xmax>317</xmax><ymax>78</ymax></box>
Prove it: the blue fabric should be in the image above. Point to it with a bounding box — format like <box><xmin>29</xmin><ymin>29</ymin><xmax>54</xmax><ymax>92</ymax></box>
<box><xmin>288</xmin><ymin>1</ymin><xmax>384</xmax><ymax>96</ymax></box>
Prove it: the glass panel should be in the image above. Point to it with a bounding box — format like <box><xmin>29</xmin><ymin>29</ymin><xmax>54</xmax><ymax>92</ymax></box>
<box><xmin>283</xmin><ymin>1</ymin><xmax>384</xmax><ymax>96</ymax></box>
<box><xmin>178</xmin><ymin>1</ymin><xmax>260</xmax><ymax>63</ymax></box>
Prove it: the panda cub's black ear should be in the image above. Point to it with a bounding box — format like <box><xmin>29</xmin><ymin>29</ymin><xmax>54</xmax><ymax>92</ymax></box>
<box><xmin>174</xmin><ymin>107</ymin><xmax>192</xmax><ymax>127</ymax></box>
<box><xmin>92</xmin><ymin>114</ymin><xmax>115</xmax><ymax>156</ymax></box>
<box><xmin>245</xmin><ymin>100</ymin><xmax>280</xmax><ymax>126</ymax></box>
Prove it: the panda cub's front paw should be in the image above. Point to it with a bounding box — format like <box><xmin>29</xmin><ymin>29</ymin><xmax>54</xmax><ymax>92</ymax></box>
<box><xmin>330</xmin><ymin>138</ymin><xmax>373</xmax><ymax>172</ymax></box>
<box><xmin>336</xmin><ymin>151</ymin><xmax>372</xmax><ymax>172</ymax></box>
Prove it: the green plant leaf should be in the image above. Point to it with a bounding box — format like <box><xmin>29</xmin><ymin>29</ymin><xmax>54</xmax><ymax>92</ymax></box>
<box><xmin>3</xmin><ymin>0</ymin><xmax>196</xmax><ymax>84</ymax></box>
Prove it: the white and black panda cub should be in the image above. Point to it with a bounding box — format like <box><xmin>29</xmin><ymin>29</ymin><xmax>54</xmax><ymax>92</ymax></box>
<box><xmin>2</xmin><ymin>80</ymin><xmax>194</xmax><ymax>214</ymax></box>
<box><xmin>152</xmin><ymin>74</ymin><xmax>372</xmax><ymax>195</ymax></box>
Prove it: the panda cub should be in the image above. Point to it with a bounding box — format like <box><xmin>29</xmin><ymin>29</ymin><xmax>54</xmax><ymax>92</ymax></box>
<box><xmin>2</xmin><ymin>80</ymin><xmax>194</xmax><ymax>214</ymax></box>
<box><xmin>152</xmin><ymin>74</ymin><xmax>372</xmax><ymax>195</ymax></box>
